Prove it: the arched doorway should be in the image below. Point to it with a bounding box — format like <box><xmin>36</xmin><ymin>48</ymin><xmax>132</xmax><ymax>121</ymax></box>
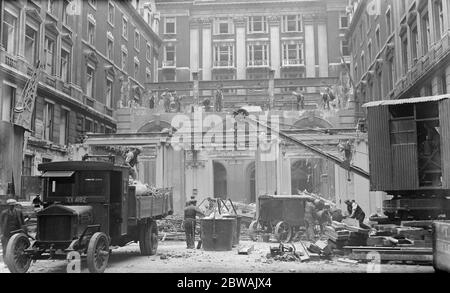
<box><xmin>291</xmin><ymin>159</ymin><xmax>313</xmax><ymax>194</ymax></box>
<box><xmin>213</xmin><ymin>162</ymin><xmax>227</xmax><ymax>199</ymax></box>
<box><xmin>246</xmin><ymin>162</ymin><xmax>256</xmax><ymax>203</ymax></box>
<box><xmin>137</xmin><ymin>120</ymin><xmax>174</xmax><ymax>132</ymax></box>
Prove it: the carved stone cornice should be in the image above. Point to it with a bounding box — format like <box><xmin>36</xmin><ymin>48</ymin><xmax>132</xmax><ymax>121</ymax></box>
<box><xmin>233</xmin><ymin>16</ymin><xmax>247</xmax><ymax>25</ymax></box>
<box><xmin>267</xmin><ymin>15</ymin><xmax>281</xmax><ymax>23</ymax></box>
<box><xmin>25</xmin><ymin>8</ymin><xmax>43</xmax><ymax>23</ymax></box>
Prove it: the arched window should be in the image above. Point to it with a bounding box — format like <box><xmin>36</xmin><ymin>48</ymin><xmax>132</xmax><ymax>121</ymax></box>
<box><xmin>213</xmin><ymin>161</ymin><xmax>227</xmax><ymax>199</ymax></box>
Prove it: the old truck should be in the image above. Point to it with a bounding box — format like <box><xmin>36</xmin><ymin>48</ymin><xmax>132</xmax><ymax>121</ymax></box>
<box><xmin>4</xmin><ymin>160</ymin><xmax>173</xmax><ymax>273</ymax></box>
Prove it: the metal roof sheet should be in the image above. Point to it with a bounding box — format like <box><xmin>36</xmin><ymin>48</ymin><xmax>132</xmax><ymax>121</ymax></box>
<box><xmin>362</xmin><ymin>94</ymin><xmax>450</xmax><ymax>108</ymax></box>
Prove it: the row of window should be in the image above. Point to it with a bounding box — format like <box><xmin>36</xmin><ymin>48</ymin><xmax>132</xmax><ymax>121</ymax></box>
<box><xmin>163</xmin><ymin>43</ymin><xmax>305</xmax><ymax>67</ymax></box>
<box><xmin>164</xmin><ymin>15</ymin><xmax>345</xmax><ymax>35</ymax></box>
<box><xmin>87</xmin><ymin>12</ymin><xmax>154</xmax><ymax>63</ymax></box>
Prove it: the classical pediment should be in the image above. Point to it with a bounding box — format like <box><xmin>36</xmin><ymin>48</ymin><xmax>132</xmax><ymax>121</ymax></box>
<box><xmin>83</xmin><ymin>49</ymin><xmax>99</xmax><ymax>64</ymax></box>
<box><xmin>25</xmin><ymin>8</ymin><xmax>43</xmax><ymax>23</ymax></box>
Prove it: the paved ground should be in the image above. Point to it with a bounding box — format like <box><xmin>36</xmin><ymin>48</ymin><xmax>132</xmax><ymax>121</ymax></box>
<box><xmin>0</xmin><ymin>240</ymin><xmax>434</xmax><ymax>273</ymax></box>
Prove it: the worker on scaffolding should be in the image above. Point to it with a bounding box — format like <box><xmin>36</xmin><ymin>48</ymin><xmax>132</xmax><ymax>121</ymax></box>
<box><xmin>125</xmin><ymin>147</ymin><xmax>142</xmax><ymax>180</ymax></box>
<box><xmin>293</xmin><ymin>91</ymin><xmax>305</xmax><ymax>110</ymax></box>
<box><xmin>215</xmin><ymin>85</ymin><xmax>223</xmax><ymax>112</ymax></box>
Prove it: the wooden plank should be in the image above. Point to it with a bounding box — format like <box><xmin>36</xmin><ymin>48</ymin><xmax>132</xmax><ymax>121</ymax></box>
<box><xmin>401</xmin><ymin>220</ymin><xmax>434</xmax><ymax>228</ymax></box>
<box><xmin>343</xmin><ymin>246</ymin><xmax>432</xmax><ymax>252</ymax></box>
<box><xmin>350</xmin><ymin>252</ymin><xmax>433</xmax><ymax>262</ymax></box>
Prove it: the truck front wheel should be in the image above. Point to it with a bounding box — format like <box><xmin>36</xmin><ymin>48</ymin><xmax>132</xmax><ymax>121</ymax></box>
<box><xmin>139</xmin><ymin>220</ymin><xmax>158</xmax><ymax>256</ymax></box>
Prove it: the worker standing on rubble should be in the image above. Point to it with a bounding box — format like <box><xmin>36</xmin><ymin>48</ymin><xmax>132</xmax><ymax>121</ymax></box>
<box><xmin>345</xmin><ymin>200</ymin><xmax>370</xmax><ymax>229</ymax></box>
<box><xmin>184</xmin><ymin>199</ymin><xmax>205</xmax><ymax>249</ymax></box>
<box><xmin>125</xmin><ymin>147</ymin><xmax>142</xmax><ymax>180</ymax></box>
<box><xmin>304</xmin><ymin>199</ymin><xmax>317</xmax><ymax>241</ymax></box>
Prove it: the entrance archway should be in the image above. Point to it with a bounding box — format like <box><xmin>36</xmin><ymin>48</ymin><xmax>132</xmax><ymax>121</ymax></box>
<box><xmin>213</xmin><ymin>162</ymin><xmax>227</xmax><ymax>199</ymax></box>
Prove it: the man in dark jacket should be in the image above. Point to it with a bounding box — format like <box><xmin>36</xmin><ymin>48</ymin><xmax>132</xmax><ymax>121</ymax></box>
<box><xmin>0</xmin><ymin>199</ymin><xmax>25</xmax><ymax>258</ymax></box>
<box><xmin>345</xmin><ymin>200</ymin><xmax>370</xmax><ymax>229</ymax></box>
<box><xmin>184</xmin><ymin>199</ymin><xmax>205</xmax><ymax>249</ymax></box>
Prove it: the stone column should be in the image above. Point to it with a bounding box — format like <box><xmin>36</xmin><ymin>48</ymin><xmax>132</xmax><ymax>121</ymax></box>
<box><xmin>189</xmin><ymin>20</ymin><xmax>200</xmax><ymax>79</ymax></box>
<box><xmin>317</xmin><ymin>21</ymin><xmax>329</xmax><ymax>77</ymax></box>
<box><xmin>155</xmin><ymin>143</ymin><xmax>165</xmax><ymax>188</ymax></box>
<box><xmin>201</xmin><ymin>18</ymin><xmax>212</xmax><ymax>81</ymax></box>
<box><xmin>428</xmin><ymin>0</ymin><xmax>437</xmax><ymax>44</ymax></box>
<box><xmin>268</xmin><ymin>16</ymin><xmax>281</xmax><ymax>78</ymax></box>
<box><xmin>443</xmin><ymin>0</ymin><xmax>449</xmax><ymax>33</ymax></box>
<box><xmin>17</xmin><ymin>7</ymin><xmax>26</xmax><ymax>59</ymax></box>
<box><xmin>234</xmin><ymin>17</ymin><xmax>247</xmax><ymax>80</ymax></box>
<box><xmin>304</xmin><ymin>16</ymin><xmax>316</xmax><ymax>93</ymax></box>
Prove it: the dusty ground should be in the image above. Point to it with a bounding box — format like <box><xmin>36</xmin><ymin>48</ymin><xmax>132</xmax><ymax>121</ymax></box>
<box><xmin>0</xmin><ymin>240</ymin><xmax>434</xmax><ymax>273</ymax></box>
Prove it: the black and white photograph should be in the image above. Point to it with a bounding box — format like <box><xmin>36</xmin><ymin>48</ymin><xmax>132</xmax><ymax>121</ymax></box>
<box><xmin>0</xmin><ymin>0</ymin><xmax>449</xmax><ymax>280</ymax></box>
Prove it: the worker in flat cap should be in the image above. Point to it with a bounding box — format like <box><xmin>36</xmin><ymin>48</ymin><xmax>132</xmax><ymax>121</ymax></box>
<box><xmin>0</xmin><ymin>199</ymin><xmax>25</xmax><ymax>259</ymax></box>
<box><xmin>183</xmin><ymin>197</ymin><xmax>205</xmax><ymax>249</ymax></box>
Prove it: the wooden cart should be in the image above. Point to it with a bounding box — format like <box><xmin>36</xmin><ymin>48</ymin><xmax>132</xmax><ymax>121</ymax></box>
<box><xmin>248</xmin><ymin>194</ymin><xmax>315</xmax><ymax>243</ymax></box>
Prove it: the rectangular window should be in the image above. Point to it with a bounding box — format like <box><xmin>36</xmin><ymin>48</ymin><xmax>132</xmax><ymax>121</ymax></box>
<box><xmin>60</xmin><ymin>48</ymin><xmax>71</xmax><ymax>83</ymax></box>
<box><xmin>248</xmin><ymin>16</ymin><xmax>267</xmax><ymax>33</ymax></box>
<box><xmin>368</xmin><ymin>41</ymin><xmax>372</xmax><ymax>60</ymax></box>
<box><xmin>22</xmin><ymin>155</ymin><xmax>33</xmax><ymax>176</ymax></box>
<box><xmin>283</xmin><ymin>15</ymin><xmax>302</xmax><ymax>32</ymax></box>
<box><xmin>146</xmin><ymin>43</ymin><xmax>151</xmax><ymax>61</ymax></box>
<box><xmin>44</xmin><ymin>36</ymin><xmax>55</xmax><ymax>75</ymax></box>
<box><xmin>2</xmin><ymin>10</ymin><xmax>17</xmax><ymax>54</ymax></box>
<box><xmin>165</xmin><ymin>17</ymin><xmax>176</xmax><ymax>34</ymax></box>
<box><xmin>282</xmin><ymin>43</ymin><xmax>303</xmax><ymax>65</ymax></box>
<box><xmin>401</xmin><ymin>35</ymin><xmax>408</xmax><ymax>74</ymax></box>
<box><xmin>164</xmin><ymin>45</ymin><xmax>175</xmax><ymax>66</ymax></box>
<box><xmin>361</xmin><ymin>53</ymin><xmax>366</xmax><ymax>72</ymax></box>
<box><xmin>1</xmin><ymin>84</ymin><xmax>16</xmax><ymax>122</ymax></box>
<box><xmin>386</xmin><ymin>9</ymin><xmax>392</xmax><ymax>35</ymax></box>
<box><xmin>59</xmin><ymin>109</ymin><xmax>69</xmax><ymax>145</ymax></box>
<box><xmin>146</xmin><ymin>68</ymin><xmax>152</xmax><ymax>83</ymax></box>
<box><xmin>215</xmin><ymin>17</ymin><xmax>232</xmax><ymax>35</ymax></box>
<box><xmin>388</xmin><ymin>56</ymin><xmax>395</xmax><ymax>91</ymax></box>
<box><xmin>106</xmin><ymin>78</ymin><xmax>113</xmax><ymax>108</ymax></box>
<box><xmin>134</xmin><ymin>61</ymin><xmax>139</xmax><ymax>78</ymax></box>
<box><xmin>340</xmin><ymin>14</ymin><xmax>348</xmax><ymax>28</ymax></box>
<box><xmin>43</xmin><ymin>102</ymin><xmax>54</xmax><ymax>142</ymax></box>
<box><xmin>411</xmin><ymin>24</ymin><xmax>418</xmax><ymax>64</ymax></box>
<box><xmin>86</xmin><ymin>65</ymin><xmax>95</xmax><ymax>98</ymax></box>
<box><xmin>214</xmin><ymin>44</ymin><xmax>234</xmax><ymax>67</ymax></box>
<box><xmin>121</xmin><ymin>50</ymin><xmax>127</xmax><ymax>71</ymax></box>
<box><xmin>25</xmin><ymin>25</ymin><xmax>37</xmax><ymax>65</ymax></box>
<box><xmin>421</xmin><ymin>11</ymin><xmax>430</xmax><ymax>54</ymax></box>
<box><xmin>122</xmin><ymin>17</ymin><xmax>128</xmax><ymax>39</ymax></box>
<box><xmin>107</xmin><ymin>38</ymin><xmax>114</xmax><ymax>60</ymax></box>
<box><xmin>434</xmin><ymin>0</ymin><xmax>444</xmax><ymax>39</ymax></box>
<box><xmin>375</xmin><ymin>27</ymin><xmax>381</xmax><ymax>50</ymax></box>
<box><xmin>341</xmin><ymin>39</ymin><xmax>350</xmax><ymax>56</ymax></box>
<box><xmin>248</xmin><ymin>44</ymin><xmax>268</xmax><ymax>66</ymax></box>
<box><xmin>47</xmin><ymin>0</ymin><xmax>56</xmax><ymax>15</ymax></box>
<box><xmin>85</xmin><ymin>119</ymin><xmax>92</xmax><ymax>133</ymax></box>
<box><xmin>88</xmin><ymin>20</ymin><xmax>95</xmax><ymax>46</ymax></box>
<box><xmin>108</xmin><ymin>1</ymin><xmax>115</xmax><ymax>24</ymax></box>
<box><xmin>63</xmin><ymin>0</ymin><xmax>70</xmax><ymax>25</ymax></box>
<box><xmin>134</xmin><ymin>30</ymin><xmax>140</xmax><ymax>50</ymax></box>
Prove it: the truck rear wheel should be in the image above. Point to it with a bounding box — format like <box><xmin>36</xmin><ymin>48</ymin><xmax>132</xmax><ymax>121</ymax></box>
<box><xmin>139</xmin><ymin>220</ymin><xmax>158</xmax><ymax>256</ymax></box>
<box><xmin>86</xmin><ymin>232</ymin><xmax>110</xmax><ymax>273</ymax></box>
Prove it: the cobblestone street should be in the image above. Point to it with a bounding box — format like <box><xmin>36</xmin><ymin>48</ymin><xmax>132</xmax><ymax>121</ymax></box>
<box><xmin>0</xmin><ymin>240</ymin><xmax>434</xmax><ymax>274</ymax></box>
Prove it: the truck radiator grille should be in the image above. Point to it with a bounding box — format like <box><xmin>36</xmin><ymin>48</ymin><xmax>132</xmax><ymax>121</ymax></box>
<box><xmin>38</xmin><ymin>216</ymin><xmax>72</xmax><ymax>241</ymax></box>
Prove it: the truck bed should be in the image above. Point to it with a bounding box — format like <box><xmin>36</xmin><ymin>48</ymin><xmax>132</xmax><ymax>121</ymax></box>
<box><xmin>128</xmin><ymin>187</ymin><xmax>173</xmax><ymax>220</ymax></box>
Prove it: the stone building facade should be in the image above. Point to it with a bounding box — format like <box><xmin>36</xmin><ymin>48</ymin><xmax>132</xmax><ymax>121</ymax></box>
<box><xmin>0</xmin><ymin>0</ymin><xmax>161</xmax><ymax>197</ymax></box>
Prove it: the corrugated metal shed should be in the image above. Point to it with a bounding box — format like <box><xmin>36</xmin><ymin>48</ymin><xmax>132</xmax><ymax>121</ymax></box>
<box><xmin>367</xmin><ymin>106</ymin><xmax>392</xmax><ymax>191</ymax></box>
<box><xmin>363</xmin><ymin>94</ymin><xmax>450</xmax><ymax>108</ymax></box>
